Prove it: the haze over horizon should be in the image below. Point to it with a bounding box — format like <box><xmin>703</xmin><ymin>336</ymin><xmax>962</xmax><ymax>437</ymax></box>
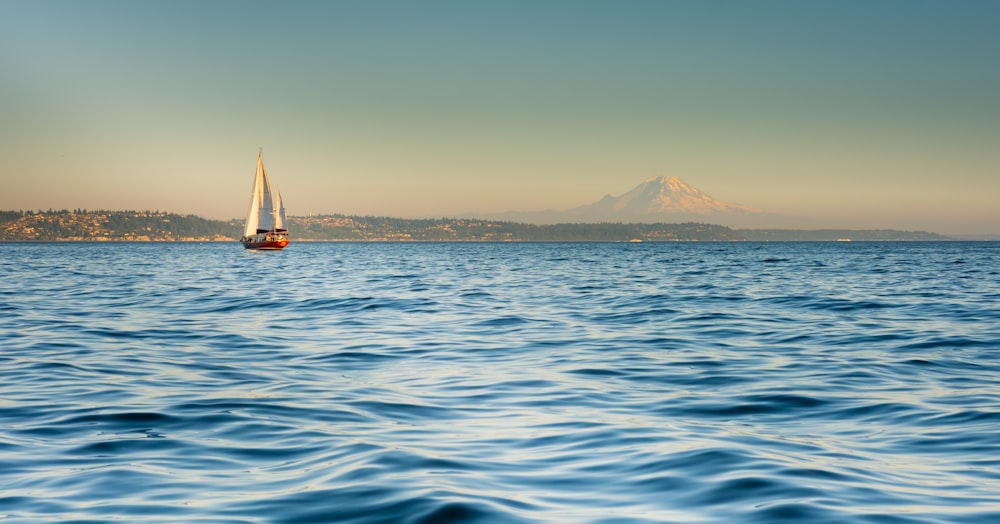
<box><xmin>2</xmin><ymin>1</ymin><xmax>998</xmax><ymax>236</ymax></box>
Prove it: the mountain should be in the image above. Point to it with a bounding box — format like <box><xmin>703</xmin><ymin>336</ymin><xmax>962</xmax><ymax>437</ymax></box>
<box><xmin>570</xmin><ymin>176</ymin><xmax>761</xmax><ymax>219</ymax></box>
<box><xmin>483</xmin><ymin>176</ymin><xmax>773</xmax><ymax>226</ymax></box>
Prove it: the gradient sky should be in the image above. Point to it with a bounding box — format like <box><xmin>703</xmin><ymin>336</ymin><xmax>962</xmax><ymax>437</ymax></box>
<box><xmin>1</xmin><ymin>0</ymin><xmax>998</xmax><ymax>235</ymax></box>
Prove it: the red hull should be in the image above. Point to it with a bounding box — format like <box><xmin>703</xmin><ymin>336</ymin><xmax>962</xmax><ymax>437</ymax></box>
<box><xmin>242</xmin><ymin>231</ymin><xmax>289</xmax><ymax>250</ymax></box>
<box><xmin>243</xmin><ymin>240</ymin><xmax>288</xmax><ymax>250</ymax></box>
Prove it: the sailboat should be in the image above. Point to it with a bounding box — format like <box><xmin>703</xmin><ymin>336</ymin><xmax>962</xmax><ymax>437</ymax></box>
<box><xmin>241</xmin><ymin>149</ymin><xmax>289</xmax><ymax>250</ymax></box>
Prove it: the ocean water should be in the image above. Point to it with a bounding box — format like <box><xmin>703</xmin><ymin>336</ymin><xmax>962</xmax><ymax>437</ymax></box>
<box><xmin>1</xmin><ymin>241</ymin><xmax>999</xmax><ymax>523</ymax></box>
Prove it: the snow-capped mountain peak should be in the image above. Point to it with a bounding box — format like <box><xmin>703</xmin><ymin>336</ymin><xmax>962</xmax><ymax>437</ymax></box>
<box><xmin>589</xmin><ymin>175</ymin><xmax>760</xmax><ymax>217</ymax></box>
<box><xmin>474</xmin><ymin>175</ymin><xmax>770</xmax><ymax>226</ymax></box>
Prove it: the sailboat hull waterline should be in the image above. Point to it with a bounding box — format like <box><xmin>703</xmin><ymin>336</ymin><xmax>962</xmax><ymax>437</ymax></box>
<box><xmin>241</xmin><ymin>149</ymin><xmax>289</xmax><ymax>250</ymax></box>
<box><xmin>241</xmin><ymin>232</ymin><xmax>288</xmax><ymax>250</ymax></box>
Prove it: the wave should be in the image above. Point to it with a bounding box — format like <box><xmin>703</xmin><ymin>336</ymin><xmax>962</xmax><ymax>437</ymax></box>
<box><xmin>1</xmin><ymin>242</ymin><xmax>998</xmax><ymax>522</ymax></box>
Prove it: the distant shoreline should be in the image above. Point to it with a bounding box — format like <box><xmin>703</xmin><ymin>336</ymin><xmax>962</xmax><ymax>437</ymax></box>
<box><xmin>0</xmin><ymin>209</ymin><xmax>965</xmax><ymax>242</ymax></box>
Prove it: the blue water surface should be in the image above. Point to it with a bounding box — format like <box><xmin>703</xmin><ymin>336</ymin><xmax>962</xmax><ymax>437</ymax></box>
<box><xmin>1</xmin><ymin>241</ymin><xmax>999</xmax><ymax>523</ymax></box>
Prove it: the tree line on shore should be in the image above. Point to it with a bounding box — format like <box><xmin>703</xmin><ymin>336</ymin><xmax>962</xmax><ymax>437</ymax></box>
<box><xmin>0</xmin><ymin>209</ymin><xmax>949</xmax><ymax>242</ymax></box>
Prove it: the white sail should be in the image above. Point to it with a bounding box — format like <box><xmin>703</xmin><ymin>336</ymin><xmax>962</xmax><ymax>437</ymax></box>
<box><xmin>243</xmin><ymin>149</ymin><xmax>276</xmax><ymax>236</ymax></box>
<box><xmin>274</xmin><ymin>188</ymin><xmax>286</xmax><ymax>231</ymax></box>
<box><xmin>243</xmin><ymin>161</ymin><xmax>261</xmax><ymax>237</ymax></box>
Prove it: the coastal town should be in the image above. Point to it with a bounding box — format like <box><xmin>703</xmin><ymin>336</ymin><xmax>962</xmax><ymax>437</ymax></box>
<box><xmin>0</xmin><ymin>210</ymin><xmax>232</xmax><ymax>242</ymax></box>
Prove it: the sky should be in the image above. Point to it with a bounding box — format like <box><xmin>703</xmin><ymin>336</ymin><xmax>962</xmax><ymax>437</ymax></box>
<box><xmin>1</xmin><ymin>0</ymin><xmax>998</xmax><ymax>235</ymax></box>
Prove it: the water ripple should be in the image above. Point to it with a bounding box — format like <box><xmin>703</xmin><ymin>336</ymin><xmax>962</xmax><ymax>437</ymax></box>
<box><xmin>1</xmin><ymin>242</ymin><xmax>998</xmax><ymax>522</ymax></box>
